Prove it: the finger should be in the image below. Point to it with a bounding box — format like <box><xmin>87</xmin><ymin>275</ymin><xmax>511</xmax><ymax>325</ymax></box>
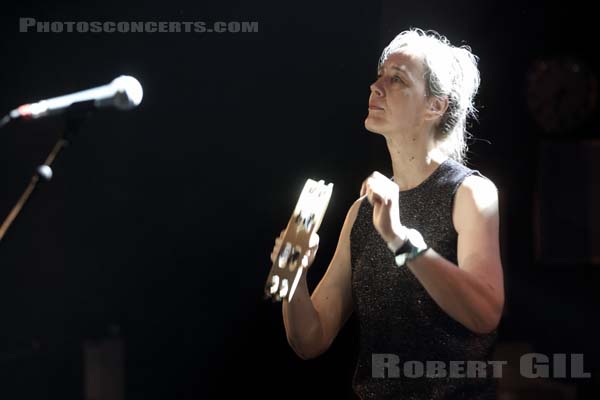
<box><xmin>272</xmin><ymin>240</ymin><xmax>282</xmax><ymax>259</ymax></box>
<box><xmin>309</xmin><ymin>233</ymin><xmax>320</xmax><ymax>248</ymax></box>
<box><xmin>371</xmin><ymin>190</ymin><xmax>386</xmax><ymax>206</ymax></box>
<box><xmin>368</xmin><ymin>186</ymin><xmax>380</xmax><ymax>206</ymax></box>
<box><xmin>367</xmin><ymin>183</ymin><xmax>384</xmax><ymax>204</ymax></box>
<box><xmin>370</xmin><ymin>191</ymin><xmax>377</xmax><ymax>206</ymax></box>
<box><xmin>362</xmin><ymin>177</ymin><xmax>375</xmax><ymax>197</ymax></box>
<box><xmin>365</xmin><ymin>178</ymin><xmax>373</xmax><ymax>201</ymax></box>
<box><xmin>271</xmin><ymin>242</ymin><xmax>283</xmax><ymax>260</ymax></box>
<box><xmin>367</xmin><ymin>178</ymin><xmax>393</xmax><ymax>206</ymax></box>
<box><xmin>368</xmin><ymin>176</ymin><xmax>384</xmax><ymax>194</ymax></box>
<box><xmin>302</xmin><ymin>255</ymin><xmax>309</xmax><ymax>268</ymax></box>
<box><xmin>372</xmin><ymin>171</ymin><xmax>384</xmax><ymax>179</ymax></box>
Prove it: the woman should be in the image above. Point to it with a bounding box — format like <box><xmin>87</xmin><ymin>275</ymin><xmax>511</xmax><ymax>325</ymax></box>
<box><xmin>271</xmin><ymin>28</ymin><xmax>504</xmax><ymax>399</ymax></box>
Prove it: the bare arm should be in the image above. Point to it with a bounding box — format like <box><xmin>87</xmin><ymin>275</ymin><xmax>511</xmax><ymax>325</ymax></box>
<box><xmin>404</xmin><ymin>175</ymin><xmax>505</xmax><ymax>334</ymax></box>
<box><xmin>279</xmin><ymin>197</ymin><xmax>362</xmax><ymax>359</ymax></box>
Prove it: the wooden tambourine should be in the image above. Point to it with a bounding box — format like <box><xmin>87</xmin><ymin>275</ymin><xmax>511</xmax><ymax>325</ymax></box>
<box><xmin>264</xmin><ymin>179</ymin><xmax>333</xmax><ymax>302</ymax></box>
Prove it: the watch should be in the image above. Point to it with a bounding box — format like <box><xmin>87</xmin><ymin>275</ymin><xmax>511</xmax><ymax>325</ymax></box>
<box><xmin>390</xmin><ymin>228</ymin><xmax>428</xmax><ymax>267</ymax></box>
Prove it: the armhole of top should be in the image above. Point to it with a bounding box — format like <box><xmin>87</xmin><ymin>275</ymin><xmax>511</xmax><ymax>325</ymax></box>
<box><xmin>349</xmin><ymin>197</ymin><xmax>369</xmax><ymax>263</ymax></box>
<box><xmin>349</xmin><ymin>197</ymin><xmax>371</xmax><ymax>285</ymax></box>
<box><xmin>450</xmin><ymin>170</ymin><xmax>485</xmax><ymax>235</ymax></box>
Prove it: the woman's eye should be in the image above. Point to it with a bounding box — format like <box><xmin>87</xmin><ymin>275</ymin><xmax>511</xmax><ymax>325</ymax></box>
<box><xmin>392</xmin><ymin>75</ymin><xmax>404</xmax><ymax>84</ymax></box>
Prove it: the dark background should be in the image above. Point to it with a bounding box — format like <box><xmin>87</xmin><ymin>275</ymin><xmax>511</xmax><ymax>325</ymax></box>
<box><xmin>0</xmin><ymin>0</ymin><xmax>599</xmax><ymax>399</ymax></box>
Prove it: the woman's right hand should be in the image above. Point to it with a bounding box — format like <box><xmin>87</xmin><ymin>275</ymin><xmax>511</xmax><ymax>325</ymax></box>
<box><xmin>270</xmin><ymin>229</ymin><xmax>320</xmax><ymax>270</ymax></box>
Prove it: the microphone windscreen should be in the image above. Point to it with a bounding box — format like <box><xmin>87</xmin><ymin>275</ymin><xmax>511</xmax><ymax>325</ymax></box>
<box><xmin>111</xmin><ymin>75</ymin><xmax>143</xmax><ymax>110</ymax></box>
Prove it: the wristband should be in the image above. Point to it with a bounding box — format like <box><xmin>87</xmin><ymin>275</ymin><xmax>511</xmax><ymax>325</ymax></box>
<box><xmin>392</xmin><ymin>228</ymin><xmax>428</xmax><ymax>267</ymax></box>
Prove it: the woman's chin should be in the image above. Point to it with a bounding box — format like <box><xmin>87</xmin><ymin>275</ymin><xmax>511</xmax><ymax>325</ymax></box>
<box><xmin>364</xmin><ymin>117</ymin><xmax>387</xmax><ymax>135</ymax></box>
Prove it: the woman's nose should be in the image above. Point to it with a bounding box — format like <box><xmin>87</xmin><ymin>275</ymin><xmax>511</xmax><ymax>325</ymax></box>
<box><xmin>370</xmin><ymin>81</ymin><xmax>383</xmax><ymax>97</ymax></box>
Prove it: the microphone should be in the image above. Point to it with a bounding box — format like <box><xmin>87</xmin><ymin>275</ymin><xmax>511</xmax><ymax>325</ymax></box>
<box><xmin>6</xmin><ymin>75</ymin><xmax>143</xmax><ymax>122</ymax></box>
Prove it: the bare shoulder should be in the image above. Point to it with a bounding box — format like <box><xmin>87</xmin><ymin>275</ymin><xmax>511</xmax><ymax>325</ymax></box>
<box><xmin>453</xmin><ymin>174</ymin><xmax>499</xmax><ymax>232</ymax></box>
<box><xmin>457</xmin><ymin>174</ymin><xmax>498</xmax><ymax>210</ymax></box>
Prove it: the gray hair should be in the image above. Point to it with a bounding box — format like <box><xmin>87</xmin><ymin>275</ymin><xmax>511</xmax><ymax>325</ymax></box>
<box><xmin>379</xmin><ymin>28</ymin><xmax>480</xmax><ymax>164</ymax></box>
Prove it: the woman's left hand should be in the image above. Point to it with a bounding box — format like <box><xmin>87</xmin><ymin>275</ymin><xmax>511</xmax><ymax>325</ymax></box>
<box><xmin>360</xmin><ymin>171</ymin><xmax>405</xmax><ymax>244</ymax></box>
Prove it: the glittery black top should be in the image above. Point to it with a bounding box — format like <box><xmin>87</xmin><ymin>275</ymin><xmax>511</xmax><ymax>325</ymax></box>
<box><xmin>350</xmin><ymin>158</ymin><xmax>498</xmax><ymax>399</ymax></box>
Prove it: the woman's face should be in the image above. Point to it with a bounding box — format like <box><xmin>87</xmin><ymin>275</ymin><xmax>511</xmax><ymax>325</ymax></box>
<box><xmin>365</xmin><ymin>50</ymin><xmax>431</xmax><ymax>137</ymax></box>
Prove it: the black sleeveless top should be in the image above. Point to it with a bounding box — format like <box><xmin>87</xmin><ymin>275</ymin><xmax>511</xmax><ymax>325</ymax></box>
<box><xmin>350</xmin><ymin>158</ymin><xmax>498</xmax><ymax>399</ymax></box>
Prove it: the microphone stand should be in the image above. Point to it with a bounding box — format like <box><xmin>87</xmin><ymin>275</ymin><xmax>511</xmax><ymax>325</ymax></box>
<box><xmin>0</xmin><ymin>108</ymin><xmax>90</xmax><ymax>243</ymax></box>
<box><xmin>0</xmin><ymin>105</ymin><xmax>123</xmax><ymax>371</ymax></box>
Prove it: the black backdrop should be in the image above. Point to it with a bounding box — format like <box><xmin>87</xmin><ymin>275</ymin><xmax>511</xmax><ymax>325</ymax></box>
<box><xmin>0</xmin><ymin>1</ymin><xmax>599</xmax><ymax>399</ymax></box>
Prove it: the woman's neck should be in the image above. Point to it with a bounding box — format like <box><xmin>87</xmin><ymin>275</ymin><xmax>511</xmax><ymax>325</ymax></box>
<box><xmin>385</xmin><ymin>131</ymin><xmax>447</xmax><ymax>191</ymax></box>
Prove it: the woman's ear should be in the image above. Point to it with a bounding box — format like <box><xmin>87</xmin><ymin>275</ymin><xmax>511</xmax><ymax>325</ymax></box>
<box><xmin>425</xmin><ymin>96</ymin><xmax>449</xmax><ymax>121</ymax></box>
